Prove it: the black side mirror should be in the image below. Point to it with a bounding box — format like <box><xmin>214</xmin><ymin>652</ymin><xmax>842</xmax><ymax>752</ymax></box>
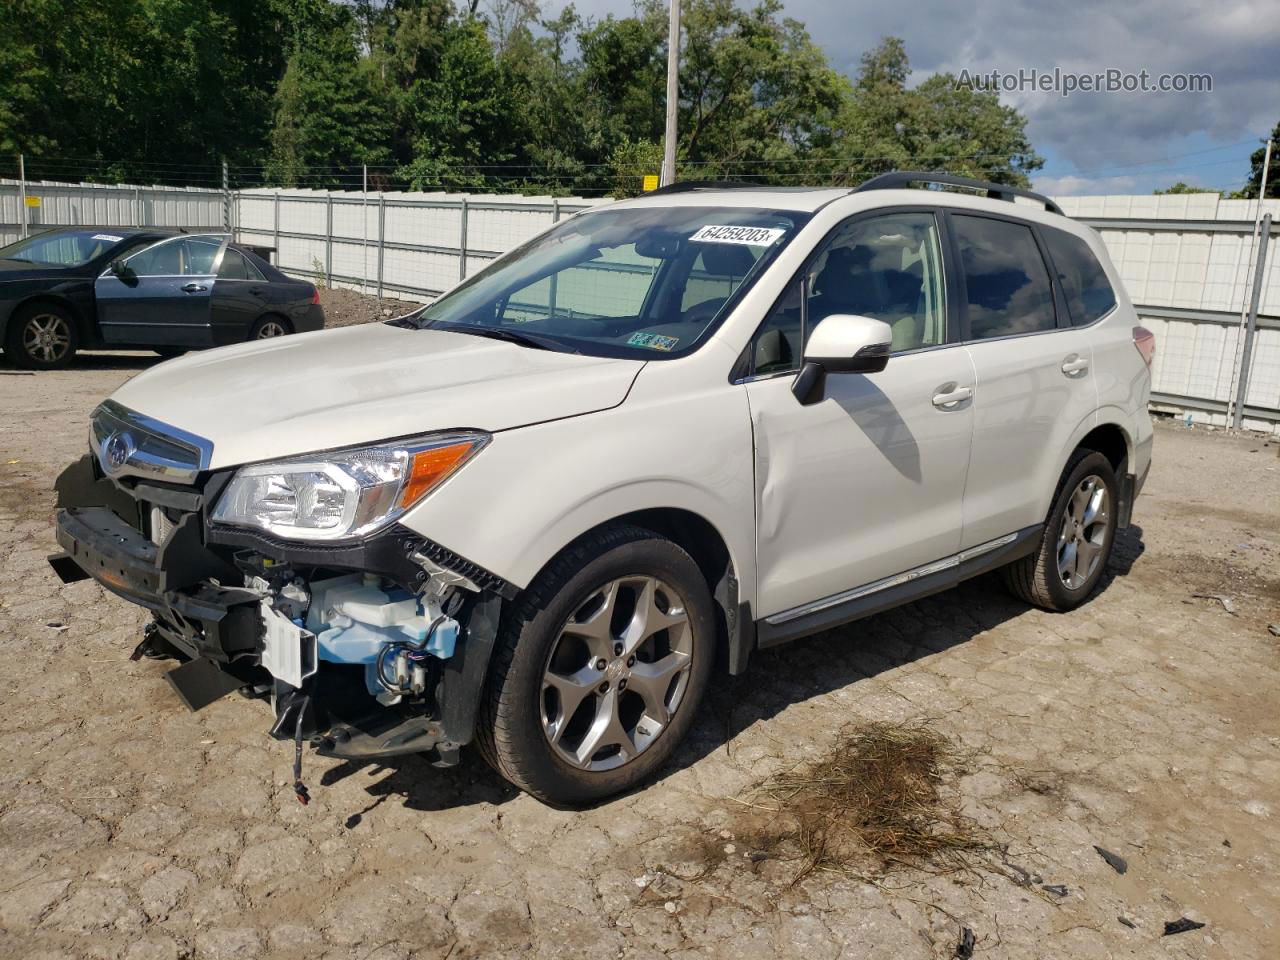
<box><xmin>108</xmin><ymin>260</ymin><xmax>137</xmax><ymax>284</ymax></box>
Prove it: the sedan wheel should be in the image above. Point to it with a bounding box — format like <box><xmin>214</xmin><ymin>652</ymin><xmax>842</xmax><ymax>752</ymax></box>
<box><xmin>23</xmin><ymin>313</ymin><xmax>73</xmax><ymax>364</ymax></box>
<box><xmin>541</xmin><ymin>575</ymin><xmax>694</xmax><ymax>771</ymax></box>
<box><xmin>254</xmin><ymin>318</ymin><xmax>289</xmax><ymax>339</ymax></box>
<box><xmin>6</xmin><ymin>304</ymin><xmax>79</xmax><ymax>369</ymax></box>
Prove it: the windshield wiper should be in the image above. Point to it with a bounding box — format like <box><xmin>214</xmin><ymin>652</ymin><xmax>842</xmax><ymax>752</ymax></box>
<box><xmin>437</xmin><ymin>325</ymin><xmax>579</xmax><ymax>354</ymax></box>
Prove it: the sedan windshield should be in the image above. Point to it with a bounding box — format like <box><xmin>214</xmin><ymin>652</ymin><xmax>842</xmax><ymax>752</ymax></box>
<box><xmin>0</xmin><ymin>230</ymin><xmax>126</xmax><ymax>267</ymax></box>
<box><xmin>407</xmin><ymin>206</ymin><xmax>808</xmax><ymax>359</ymax></box>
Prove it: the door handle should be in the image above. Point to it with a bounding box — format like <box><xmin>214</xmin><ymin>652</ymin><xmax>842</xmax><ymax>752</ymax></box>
<box><xmin>932</xmin><ymin>384</ymin><xmax>973</xmax><ymax>409</ymax></box>
<box><xmin>249</xmin><ymin>287</ymin><xmax>266</xmax><ymax>296</ymax></box>
<box><xmin>1061</xmin><ymin>354</ymin><xmax>1090</xmax><ymax>376</ymax></box>
<box><xmin>181</xmin><ymin>282</ymin><xmax>208</xmax><ymax>293</ymax></box>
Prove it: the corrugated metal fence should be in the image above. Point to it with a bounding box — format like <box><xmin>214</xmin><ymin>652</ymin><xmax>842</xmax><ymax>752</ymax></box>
<box><xmin>2</xmin><ymin>176</ymin><xmax>1277</xmax><ymax>432</ymax></box>
<box><xmin>0</xmin><ymin>178</ymin><xmax>226</xmax><ymax>243</ymax></box>
<box><xmin>233</xmin><ymin>187</ymin><xmax>606</xmax><ymax>301</ymax></box>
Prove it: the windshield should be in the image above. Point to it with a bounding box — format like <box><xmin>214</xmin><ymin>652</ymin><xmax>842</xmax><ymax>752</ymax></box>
<box><xmin>407</xmin><ymin>206</ymin><xmax>809</xmax><ymax>359</ymax></box>
<box><xmin>0</xmin><ymin>230</ymin><xmax>128</xmax><ymax>267</ymax></box>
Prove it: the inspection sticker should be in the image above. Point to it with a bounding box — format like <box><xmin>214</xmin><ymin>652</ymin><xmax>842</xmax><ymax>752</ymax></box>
<box><xmin>628</xmin><ymin>331</ymin><xmax>680</xmax><ymax>351</ymax></box>
<box><xmin>689</xmin><ymin>224</ymin><xmax>785</xmax><ymax>246</ymax></box>
<box><xmin>91</xmin><ymin>234</ymin><xmax>123</xmax><ymax>242</ymax></box>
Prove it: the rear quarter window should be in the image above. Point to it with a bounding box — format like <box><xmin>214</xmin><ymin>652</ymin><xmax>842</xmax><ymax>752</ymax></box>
<box><xmin>1043</xmin><ymin>228</ymin><xmax>1117</xmax><ymax>325</ymax></box>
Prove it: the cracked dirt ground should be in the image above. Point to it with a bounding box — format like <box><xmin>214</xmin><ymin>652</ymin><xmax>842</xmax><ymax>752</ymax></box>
<box><xmin>1</xmin><ymin>354</ymin><xmax>1278</xmax><ymax>960</ymax></box>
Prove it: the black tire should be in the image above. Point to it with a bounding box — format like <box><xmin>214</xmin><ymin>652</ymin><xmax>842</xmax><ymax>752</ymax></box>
<box><xmin>154</xmin><ymin>347</ymin><xmax>187</xmax><ymax>359</ymax></box>
<box><xmin>1003</xmin><ymin>449</ymin><xmax>1119</xmax><ymax>611</ymax></box>
<box><xmin>5</xmin><ymin>302</ymin><xmax>79</xmax><ymax>369</ymax></box>
<box><xmin>248</xmin><ymin>315</ymin><xmax>292</xmax><ymax>340</ymax></box>
<box><xmin>476</xmin><ymin>524</ymin><xmax>716</xmax><ymax>805</ymax></box>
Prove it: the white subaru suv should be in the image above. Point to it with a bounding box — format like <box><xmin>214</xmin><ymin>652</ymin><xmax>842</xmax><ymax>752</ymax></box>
<box><xmin>50</xmin><ymin>173</ymin><xmax>1153</xmax><ymax>805</ymax></box>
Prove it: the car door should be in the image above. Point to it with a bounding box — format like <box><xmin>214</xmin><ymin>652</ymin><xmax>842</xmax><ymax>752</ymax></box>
<box><xmin>742</xmin><ymin>209</ymin><xmax>976</xmax><ymax>623</ymax></box>
<box><xmin>947</xmin><ymin>212</ymin><xmax>1098</xmax><ymax>549</ymax></box>
<box><xmin>209</xmin><ymin>246</ymin><xmax>272</xmax><ymax>345</ymax></box>
<box><xmin>95</xmin><ymin>235</ymin><xmax>225</xmax><ymax>347</ymax></box>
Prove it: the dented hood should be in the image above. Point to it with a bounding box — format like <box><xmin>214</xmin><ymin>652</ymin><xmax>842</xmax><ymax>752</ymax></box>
<box><xmin>109</xmin><ymin>323</ymin><xmax>645</xmax><ymax>469</ymax></box>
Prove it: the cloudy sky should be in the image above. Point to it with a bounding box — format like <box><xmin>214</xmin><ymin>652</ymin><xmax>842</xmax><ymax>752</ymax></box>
<box><xmin>565</xmin><ymin>0</ymin><xmax>1278</xmax><ymax>195</ymax></box>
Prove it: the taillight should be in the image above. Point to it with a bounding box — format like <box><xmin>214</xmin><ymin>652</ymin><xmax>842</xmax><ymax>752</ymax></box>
<box><xmin>1132</xmin><ymin>326</ymin><xmax>1155</xmax><ymax>367</ymax></box>
<box><xmin>310</xmin><ymin>287</ymin><xmax>320</xmax><ymax>306</ymax></box>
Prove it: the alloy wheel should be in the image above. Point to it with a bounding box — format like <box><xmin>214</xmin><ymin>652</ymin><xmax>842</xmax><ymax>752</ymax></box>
<box><xmin>255</xmin><ymin>320</ymin><xmax>288</xmax><ymax>338</ymax></box>
<box><xmin>1056</xmin><ymin>474</ymin><xmax>1110</xmax><ymax>589</ymax></box>
<box><xmin>22</xmin><ymin>313</ymin><xmax>71</xmax><ymax>363</ymax></box>
<box><xmin>540</xmin><ymin>575</ymin><xmax>694</xmax><ymax>771</ymax></box>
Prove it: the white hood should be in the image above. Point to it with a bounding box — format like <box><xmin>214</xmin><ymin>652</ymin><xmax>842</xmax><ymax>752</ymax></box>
<box><xmin>110</xmin><ymin>323</ymin><xmax>645</xmax><ymax>468</ymax></box>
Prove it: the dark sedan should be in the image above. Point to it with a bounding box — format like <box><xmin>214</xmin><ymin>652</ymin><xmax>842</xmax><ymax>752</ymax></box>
<box><xmin>0</xmin><ymin>228</ymin><xmax>324</xmax><ymax>369</ymax></box>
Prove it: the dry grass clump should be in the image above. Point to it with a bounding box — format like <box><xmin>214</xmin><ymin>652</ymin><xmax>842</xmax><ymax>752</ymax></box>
<box><xmin>742</xmin><ymin>722</ymin><xmax>991</xmax><ymax>880</ymax></box>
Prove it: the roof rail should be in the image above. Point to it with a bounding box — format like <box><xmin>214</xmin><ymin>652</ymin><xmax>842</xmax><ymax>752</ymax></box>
<box><xmin>854</xmin><ymin>171</ymin><xmax>1063</xmax><ymax>216</ymax></box>
<box><xmin>648</xmin><ymin>179</ymin><xmax>760</xmax><ymax>195</ymax></box>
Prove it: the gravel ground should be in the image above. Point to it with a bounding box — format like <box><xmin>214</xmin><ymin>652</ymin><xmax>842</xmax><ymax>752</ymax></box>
<box><xmin>1</xmin><ymin>325</ymin><xmax>1278</xmax><ymax>959</ymax></box>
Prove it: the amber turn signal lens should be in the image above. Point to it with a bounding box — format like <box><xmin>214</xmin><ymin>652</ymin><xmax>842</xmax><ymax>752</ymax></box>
<box><xmin>397</xmin><ymin>441</ymin><xmax>482</xmax><ymax>509</ymax></box>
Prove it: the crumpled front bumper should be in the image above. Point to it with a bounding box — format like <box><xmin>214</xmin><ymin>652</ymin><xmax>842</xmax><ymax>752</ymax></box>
<box><xmin>47</xmin><ymin>454</ymin><xmax>502</xmax><ymax>765</ymax></box>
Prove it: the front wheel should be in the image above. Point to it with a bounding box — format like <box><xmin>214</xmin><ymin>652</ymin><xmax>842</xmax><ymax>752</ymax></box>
<box><xmin>6</xmin><ymin>303</ymin><xmax>79</xmax><ymax>369</ymax></box>
<box><xmin>477</xmin><ymin>525</ymin><xmax>716</xmax><ymax>805</ymax></box>
<box><xmin>1003</xmin><ymin>449</ymin><xmax>1118</xmax><ymax>611</ymax></box>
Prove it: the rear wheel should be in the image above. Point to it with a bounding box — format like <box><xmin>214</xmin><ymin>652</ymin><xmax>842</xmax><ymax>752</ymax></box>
<box><xmin>249</xmin><ymin>315</ymin><xmax>291</xmax><ymax>340</ymax></box>
<box><xmin>1003</xmin><ymin>449</ymin><xmax>1118</xmax><ymax>611</ymax></box>
<box><xmin>6</xmin><ymin>303</ymin><xmax>79</xmax><ymax>369</ymax></box>
<box><xmin>477</xmin><ymin>525</ymin><xmax>715</xmax><ymax>805</ymax></box>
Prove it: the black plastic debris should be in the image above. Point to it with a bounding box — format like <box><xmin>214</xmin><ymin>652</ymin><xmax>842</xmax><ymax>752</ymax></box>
<box><xmin>1118</xmin><ymin>916</ymin><xmax>1137</xmax><ymax>929</ymax></box>
<box><xmin>1094</xmin><ymin>845</ymin><xmax>1128</xmax><ymax>874</ymax></box>
<box><xmin>1163</xmin><ymin>918</ymin><xmax>1205</xmax><ymax>936</ymax></box>
<box><xmin>1042</xmin><ymin>884</ymin><xmax>1068</xmax><ymax>897</ymax></box>
<box><xmin>955</xmin><ymin>927</ymin><xmax>976</xmax><ymax>959</ymax></box>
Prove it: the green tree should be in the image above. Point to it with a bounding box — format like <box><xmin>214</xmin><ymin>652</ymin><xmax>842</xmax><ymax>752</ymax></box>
<box><xmin>1242</xmin><ymin>124</ymin><xmax>1279</xmax><ymax>199</ymax></box>
<box><xmin>266</xmin><ymin>1</ymin><xmax>390</xmax><ymax>186</ymax></box>
<box><xmin>1154</xmin><ymin>182</ymin><xmax>1216</xmax><ymax>195</ymax></box>
<box><xmin>820</xmin><ymin>38</ymin><xmax>1042</xmax><ymax>187</ymax></box>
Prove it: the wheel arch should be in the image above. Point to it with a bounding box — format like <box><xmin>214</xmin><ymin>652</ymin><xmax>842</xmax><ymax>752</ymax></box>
<box><xmin>517</xmin><ymin>506</ymin><xmax>755</xmax><ymax>676</ymax></box>
<box><xmin>6</xmin><ymin>293</ymin><xmax>91</xmax><ymax>343</ymax></box>
<box><xmin>1076</xmin><ymin>417</ymin><xmax>1131</xmax><ymax>475</ymax></box>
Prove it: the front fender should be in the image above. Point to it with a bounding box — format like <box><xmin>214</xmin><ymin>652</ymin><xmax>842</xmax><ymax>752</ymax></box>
<box><xmin>397</xmin><ymin>371</ymin><xmax>757</xmax><ymax>608</ymax></box>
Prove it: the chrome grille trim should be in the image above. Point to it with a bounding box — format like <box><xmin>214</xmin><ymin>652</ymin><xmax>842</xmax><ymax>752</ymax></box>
<box><xmin>90</xmin><ymin>399</ymin><xmax>214</xmax><ymax>484</ymax></box>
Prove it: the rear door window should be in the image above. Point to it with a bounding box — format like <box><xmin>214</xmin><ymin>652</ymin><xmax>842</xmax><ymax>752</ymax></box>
<box><xmin>218</xmin><ymin>249</ymin><xmax>249</xmax><ymax>280</ymax></box>
<box><xmin>952</xmin><ymin>215</ymin><xmax>1056</xmax><ymax>340</ymax></box>
<box><xmin>1043</xmin><ymin>228</ymin><xmax>1117</xmax><ymax>325</ymax></box>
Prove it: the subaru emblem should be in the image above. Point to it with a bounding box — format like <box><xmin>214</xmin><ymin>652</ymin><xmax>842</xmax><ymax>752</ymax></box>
<box><xmin>103</xmin><ymin>431</ymin><xmax>135</xmax><ymax>474</ymax></box>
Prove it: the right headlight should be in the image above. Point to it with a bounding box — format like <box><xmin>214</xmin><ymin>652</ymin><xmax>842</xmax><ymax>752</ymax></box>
<box><xmin>211</xmin><ymin>431</ymin><xmax>488</xmax><ymax>542</ymax></box>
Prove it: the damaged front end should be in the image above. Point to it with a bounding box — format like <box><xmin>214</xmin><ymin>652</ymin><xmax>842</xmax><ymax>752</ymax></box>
<box><xmin>49</xmin><ymin>402</ymin><xmax>516</xmax><ymax>790</ymax></box>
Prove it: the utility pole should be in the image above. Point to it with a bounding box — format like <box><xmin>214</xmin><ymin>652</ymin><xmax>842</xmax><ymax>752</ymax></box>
<box><xmin>221</xmin><ymin>160</ymin><xmax>231</xmax><ymax>235</ymax></box>
<box><xmin>17</xmin><ymin>153</ymin><xmax>28</xmax><ymax>239</ymax></box>
<box><xmin>660</xmin><ymin>0</ymin><xmax>680</xmax><ymax>186</ymax></box>
<box><xmin>1226</xmin><ymin>136</ymin><xmax>1273</xmax><ymax>429</ymax></box>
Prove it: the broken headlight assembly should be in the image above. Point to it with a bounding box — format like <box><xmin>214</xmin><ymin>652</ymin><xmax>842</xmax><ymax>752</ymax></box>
<box><xmin>210</xmin><ymin>431</ymin><xmax>489</xmax><ymax>542</ymax></box>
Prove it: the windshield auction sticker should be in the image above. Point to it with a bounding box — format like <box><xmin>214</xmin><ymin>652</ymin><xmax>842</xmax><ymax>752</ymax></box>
<box><xmin>689</xmin><ymin>225</ymin><xmax>785</xmax><ymax>246</ymax></box>
<box><xmin>92</xmin><ymin>234</ymin><xmax>124</xmax><ymax>242</ymax></box>
<box><xmin>628</xmin><ymin>332</ymin><xmax>680</xmax><ymax>351</ymax></box>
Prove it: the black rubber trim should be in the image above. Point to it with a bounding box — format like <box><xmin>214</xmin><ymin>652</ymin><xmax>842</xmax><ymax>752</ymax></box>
<box><xmin>412</xmin><ymin>538</ymin><xmax>519</xmax><ymax>601</ymax></box>
<box><xmin>756</xmin><ymin>525</ymin><xmax>1043</xmax><ymax>647</ymax></box>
